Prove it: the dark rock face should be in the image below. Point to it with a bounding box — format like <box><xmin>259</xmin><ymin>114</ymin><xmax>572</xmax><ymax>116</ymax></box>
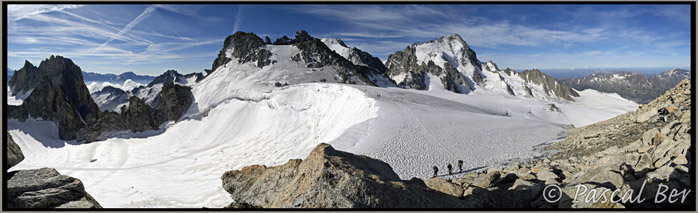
<box><xmin>212</xmin><ymin>31</ymin><xmax>273</xmax><ymax>72</ymax></box>
<box><xmin>10</xmin><ymin>75</ymin><xmax>87</xmax><ymax>140</ymax></box>
<box><xmin>222</xmin><ymin>143</ymin><xmax>469</xmax><ymax>208</ymax></box>
<box><xmin>7</xmin><ymin>132</ymin><xmax>25</xmax><ymax>168</ymax></box>
<box><xmin>291</xmin><ymin>34</ymin><xmax>377</xmax><ymax>85</ymax></box>
<box><xmin>122</xmin><ymin>96</ymin><xmax>156</xmax><ymax>132</ymax></box>
<box><xmin>9</xmin><ymin>56</ymin><xmax>195</xmax><ymax>142</ymax></box>
<box><xmin>80</xmin><ymin>82</ymin><xmax>193</xmax><ymax>142</ymax></box>
<box><xmin>7</xmin><ymin>168</ymin><xmax>102</xmax><ymax>209</ymax></box>
<box><xmin>152</xmin><ymin>82</ymin><xmax>193</xmax><ymax>123</ymax></box>
<box><xmin>9</xmin><ymin>60</ymin><xmax>41</xmax><ymax>95</ymax></box>
<box><xmin>559</xmin><ymin>69</ymin><xmax>691</xmax><ymax>104</ymax></box>
<box><xmin>517</xmin><ymin>69</ymin><xmax>579</xmax><ymax>101</ymax></box>
<box><xmin>8</xmin><ymin>56</ymin><xmax>101</xmax><ymax>125</ymax></box>
<box><xmin>322</xmin><ymin>38</ymin><xmax>388</xmax><ymax>75</ymax></box>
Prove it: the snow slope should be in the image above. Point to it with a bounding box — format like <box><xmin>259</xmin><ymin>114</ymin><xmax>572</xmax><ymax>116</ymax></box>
<box><xmin>9</xmin><ymin>82</ymin><xmax>378</xmax><ymax>208</ymax></box>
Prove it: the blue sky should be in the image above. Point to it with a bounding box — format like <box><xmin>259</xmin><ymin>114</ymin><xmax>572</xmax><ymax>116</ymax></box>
<box><xmin>6</xmin><ymin>4</ymin><xmax>692</xmax><ymax>76</ymax></box>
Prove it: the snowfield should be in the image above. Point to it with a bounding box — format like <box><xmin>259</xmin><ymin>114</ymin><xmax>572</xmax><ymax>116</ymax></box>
<box><xmin>9</xmin><ymin>82</ymin><xmax>378</xmax><ymax>208</ymax></box>
<box><xmin>8</xmin><ymin>45</ymin><xmax>639</xmax><ymax>208</ymax></box>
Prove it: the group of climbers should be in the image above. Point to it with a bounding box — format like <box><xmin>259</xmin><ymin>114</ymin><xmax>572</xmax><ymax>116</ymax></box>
<box><xmin>432</xmin><ymin>160</ymin><xmax>463</xmax><ymax>177</ymax></box>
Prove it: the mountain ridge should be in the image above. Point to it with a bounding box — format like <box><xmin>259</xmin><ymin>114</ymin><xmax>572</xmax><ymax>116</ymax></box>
<box><xmin>559</xmin><ymin>69</ymin><xmax>690</xmax><ymax>104</ymax></box>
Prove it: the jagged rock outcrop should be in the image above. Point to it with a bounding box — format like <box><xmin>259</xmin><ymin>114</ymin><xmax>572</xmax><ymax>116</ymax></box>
<box><xmin>152</xmin><ymin>82</ymin><xmax>194</xmax><ymax>122</ymax></box>
<box><xmin>8</xmin><ymin>56</ymin><xmax>102</xmax><ymax>140</ymax></box>
<box><xmin>289</xmin><ymin>31</ymin><xmax>384</xmax><ymax>85</ymax></box>
<box><xmin>9</xmin><ymin>60</ymin><xmax>41</xmax><ymax>96</ymax></box>
<box><xmin>320</xmin><ymin>38</ymin><xmax>387</xmax><ymax>75</ymax></box>
<box><xmin>81</xmin><ymin>82</ymin><xmax>193</xmax><ymax>141</ymax></box>
<box><xmin>9</xmin><ymin>56</ymin><xmax>101</xmax><ymax>124</ymax></box>
<box><xmin>7</xmin><ymin>132</ymin><xmax>25</xmax><ymax>168</ymax></box>
<box><xmin>9</xmin><ymin>56</ymin><xmax>195</xmax><ymax>142</ymax></box>
<box><xmin>559</xmin><ymin>69</ymin><xmax>690</xmax><ymax>104</ymax></box>
<box><xmin>9</xmin><ymin>75</ymin><xmax>87</xmax><ymax>140</ymax></box>
<box><xmin>431</xmin><ymin>79</ymin><xmax>692</xmax><ymax>209</ymax></box>
<box><xmin>221</xmin><ymin>143</ymin><xmax>470</xmax><ymax>208</ymax></box>
<box><xmin>7</xmin><ymin>168</ymin><xmax>102</xmax><ymax>209</ymax></box>
<box><xmin>211</xmin><ymin>30</ymin><xmax>393</xmax><ymax>86</ymax></box>
<box><xmin>516</xmin><ymin>69</ymin><xmax>579</xmax><ymax>101</ymax></box>
<box><xmin>212</xmin><ymin>31</ymin><xmax>273</xmax><ymax>72</ymax></box>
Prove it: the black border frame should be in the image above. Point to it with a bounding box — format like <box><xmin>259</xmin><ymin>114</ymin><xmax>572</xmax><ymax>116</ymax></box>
<box><xmin>1</xmin><ymin>1</ymin><xmax>695</xmax><ymax>211</ymax></box>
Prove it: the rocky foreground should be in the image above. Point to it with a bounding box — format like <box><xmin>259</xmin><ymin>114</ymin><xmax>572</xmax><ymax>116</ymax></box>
<box><xmin>222</xmin><ymin>79</ymin><xmax>693</xmax><ymax>209</ymax></box>
<box><xmin>6</xmin><ymin>133</ymin><xmax>102</xmax><ymax>209</ymax></box>
<box><xmin>221</xmin><ymin>143</ymin><xmax>470</xmax><ymax>208</ymax></box>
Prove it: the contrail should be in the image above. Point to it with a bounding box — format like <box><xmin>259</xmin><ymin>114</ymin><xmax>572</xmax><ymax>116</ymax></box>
<box><xmin>93</xmin><ymin>5</ymin><xmax>158</xmax><ymax>53</ymax></box>
<box><xmin>232</xmin><ymin>5</ymin><xmax>244</xmax><ymax>33</ymax></box>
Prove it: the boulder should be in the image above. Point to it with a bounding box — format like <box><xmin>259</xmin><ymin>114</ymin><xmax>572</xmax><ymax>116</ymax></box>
<box><xmin>641</xmin><ymin>128</ymin><xmax>660</xmax><ymax>146</ymax></box>
<box><xmin>471</xmin><ymin>169</ymin><xmax>501</xmax><ymax>188</ymax></box>
<box><xmin>636</xmin><ymin>107</ymin><xmax>657</xmax><ymax>123</ymax></box>
<box><xmin>221</xmin><ymin>143</ymin><xmax>469</xmax><ymax>208</ymax></box>
<box><xmin>7</xmin><ymin>168</ymin><xmax>102</xmax><ymax>209</ymax></box>
<box><xmin>424</xmin><ymin>178</ymin><xmax>464</xmax><ymax>198</ymax></box>
<box><xmin>573</xmin><ymin>166</ymin><xmax>625</xmax><ymax>190</ymax></box>
<box><xmin>7</xmin><ymin>132</ymin><xmax>25</xmax><ymax>168</ymax></box>
<box><xmin>508</xmin><ymin>179</ymin><xmax>543</xmax><ymax>201</ymax></box>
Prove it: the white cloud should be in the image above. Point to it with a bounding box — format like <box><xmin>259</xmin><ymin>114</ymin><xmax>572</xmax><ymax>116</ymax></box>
<box><xmin>93</xmin><ymin>5</ymin><xmax>158</xmax><ymax>53</ymax></box>
<box><xmin>7</xmin><ymin>4</ymin><xmax>83</xmax><ymax>21</ymax></box>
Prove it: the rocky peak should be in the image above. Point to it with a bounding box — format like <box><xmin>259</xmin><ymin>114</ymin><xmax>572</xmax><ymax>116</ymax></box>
<box><xmin>517</xmin><ymin>69</ymin><xmax>579</xmax><ymax>101</ymax></box>
<box><xmin>484</xmin><ymin>60</ymin><xmax>500</xmax><ymax>72</ymax></box>
<box><xmin>8</xmin><ymin>75</ymin><xmax>87</xmax><ymax>140</ymax></box>
<box><xmin>294</xmin><ymin>30</ymin><xmax>313</xmax><ymax>42</ymax></box>
<box><xmin>148</xmin><ymin>70</ymin><xmax>180</xmax><ymax>87</ymax></box>
<box><xmin>9</xmin><ymin>60</ymin><xmax>40</xmax><ymax>95</ymax></box>
<box><xmin>9</xmin><ymin>55</ymin><xmax>101</xmax><ymax>126</ymax></box>
<box><xmin>385</xmin><ymin>34</ymin><xmax>481</xmax><ymax>93</ymax></box>
<box><xmin>221</xmin><ymin>143</ymin><xmax>469</xmax><ymax>208</ymax></box>
<box><xmin>211</xmin><ymin>31</ymin><xmax>272</xmax><ymax>72</ymax></box>
<box><xmin>320</xmin><ymin>37</ymin><xmax>388</xmax><ymax>75</ymax></box>
<box><xmin>146</xmin><ymin>70</ymin><xmax>204</xmax><ymax>87</ymax></box>
<box><xmin>659</xmin><ymin>68</ymin><xmax>690</xmax><ymax>78</ymax></box>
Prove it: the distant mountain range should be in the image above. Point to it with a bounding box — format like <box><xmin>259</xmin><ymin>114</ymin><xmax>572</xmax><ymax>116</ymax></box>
<box><xmin>558</xmin><ymin>69</ymin><xmax>691</xmax><ymax>104</ymax></box>
<box><xmin>82</xmin><ymin>71</ymin><xmax>155</xmax><ymax>84</ymax></box>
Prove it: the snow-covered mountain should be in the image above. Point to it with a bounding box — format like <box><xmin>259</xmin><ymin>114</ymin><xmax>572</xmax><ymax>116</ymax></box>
<box><xmin>559</xmin><ymin>69</ymin><xmax>691</xmax><ymax>104</ymax></box>
<box><xmin>385</xmin><ymin>34</ymin><xmax>579</xmax><ymax>102</ymax></box>
<box><xmin>91</xmin><ymin>69</ymin><xmax>203</xmax><ymax>111</ymax></box>
<box><xmin>206</xmin><ymin>31</ymin><xmax>394</xmax><ymax>88</ymax></box>
<box><xmin>7</xmin><ymin>31</ymin><xmax>641</xmax><ymax>208</ymax></box>
<box><xmin>90</xmin><ymin>86</ymin><xmax>129</xmax><ymax>112</ymax></box>
<box><xmin>83</xmin><ymin>71</ymin><xmax>155</xmax><ymax>85</ymax></box>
